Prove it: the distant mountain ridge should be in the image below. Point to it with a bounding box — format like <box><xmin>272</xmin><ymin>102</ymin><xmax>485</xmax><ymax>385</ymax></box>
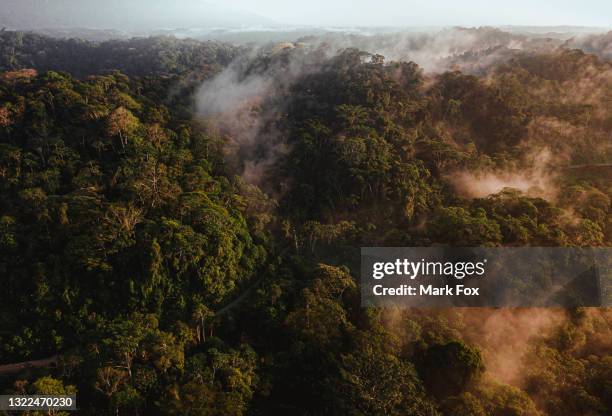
<box><xmin>0</xmin><ymin>0</ymin><xmax>275</xmax><ymax>32</ymax></box>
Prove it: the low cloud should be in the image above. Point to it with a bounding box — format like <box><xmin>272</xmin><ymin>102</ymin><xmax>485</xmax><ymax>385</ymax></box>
<box><xmin>447</xmin><ymin>149</ymin><xmax>558</xmax><ymax>200</ymax></box>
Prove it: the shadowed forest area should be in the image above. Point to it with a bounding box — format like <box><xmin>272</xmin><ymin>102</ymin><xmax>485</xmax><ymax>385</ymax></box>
<box><xmin>0</xmin><ymin>27</ymin><xmax>611</xmax><ymax>415</ymax></box>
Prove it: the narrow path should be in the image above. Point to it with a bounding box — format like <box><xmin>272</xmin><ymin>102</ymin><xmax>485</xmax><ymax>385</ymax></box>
<box><xmin>0</xmin><ymin>356</ymin><xmax>58</xmax><ymax>376</ymax></box>
<box><xmin>215</xmin><ymin>277</ymin><xmax>264</xmax><ymax>317</ymax></box>
<box><xmin>566</xmin><ymin>163</ymin><xmax>612</xmax><ymax>169</ymax></box>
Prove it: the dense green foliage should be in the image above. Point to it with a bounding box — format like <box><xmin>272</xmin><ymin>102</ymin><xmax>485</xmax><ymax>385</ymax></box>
<box><xmin>0</xmin><ymin>32</ymin><xmax>241</xmax><ymax>78</ymax></box>
<box><xmin>0</xmin><ymin>33</ymin><xmax>610</xmax><ymax>415</ymax></box>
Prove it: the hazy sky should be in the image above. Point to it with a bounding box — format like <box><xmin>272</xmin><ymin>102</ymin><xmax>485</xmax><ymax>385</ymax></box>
<box><xmin>218</xmin><ymin>0</ymin><xmax>612</xmax><ymax>27</ymax></box>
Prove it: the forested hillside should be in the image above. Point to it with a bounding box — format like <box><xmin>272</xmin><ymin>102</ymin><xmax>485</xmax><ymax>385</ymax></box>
<box><xmin>0</xmin><ymin>32</ymin><xmax>610</xmax><ymax>415</ymax></box>
<box><xmin>0</xmin><ymin>32</ymin><xmax>241</xmax><ymax>78</ymax></box>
